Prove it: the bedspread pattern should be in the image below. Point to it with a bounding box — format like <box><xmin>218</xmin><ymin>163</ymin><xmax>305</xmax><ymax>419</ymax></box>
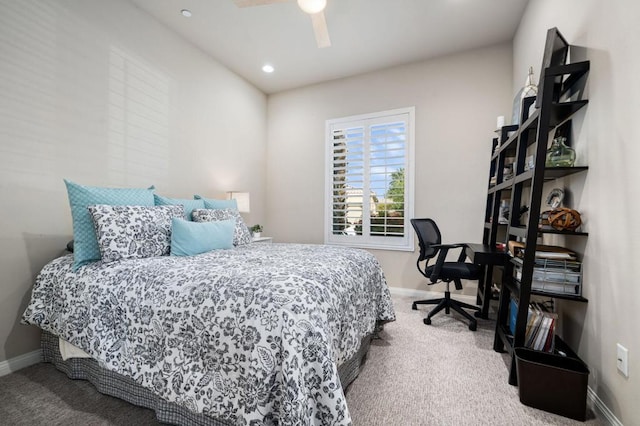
<box><xmin>22</xmin><ymin>243</ymin><xmax>395</xmax><ymax>425</ymax></box>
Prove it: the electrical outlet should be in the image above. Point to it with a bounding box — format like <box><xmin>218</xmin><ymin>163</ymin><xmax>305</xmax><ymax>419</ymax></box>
<box><xmin>617</xmin><ymin>343</ymin><xmax>629</xmax><ymax>377</ymax></box>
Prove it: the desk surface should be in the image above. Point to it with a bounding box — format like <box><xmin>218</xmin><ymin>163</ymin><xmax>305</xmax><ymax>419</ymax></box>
<box><xmin>465</xmin><ymin>243</ymin><xmax>509</xmax><ymax>319</ymax></box>
<box><xmin>465</xmin><ymin>243</ymin><xmax>508</xmax><ymax>266</ymax></box>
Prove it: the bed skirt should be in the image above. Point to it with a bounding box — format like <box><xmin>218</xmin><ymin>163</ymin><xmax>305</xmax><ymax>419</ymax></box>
<box><xmin>41</xmin><ymin>330</ymin><xmax>373</xmax><ymax>425</ymax></box>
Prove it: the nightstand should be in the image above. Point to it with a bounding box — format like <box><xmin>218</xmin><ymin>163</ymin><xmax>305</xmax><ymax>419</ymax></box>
<box><xmin>252</xmin><ymin>236</ymin><xmax>273</xmax><ymax>243</ymax></box>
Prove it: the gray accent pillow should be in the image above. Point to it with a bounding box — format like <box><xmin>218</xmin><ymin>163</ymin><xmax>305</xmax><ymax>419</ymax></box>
<box><xmin>191</xmin><ymin>208</ymin><xmax>252</xmax><ymax>246</ymax></box>
<box><xmin>88</xmin><ymin>204</ymin><xmax>185</xmax><ymax>263</ymax></box>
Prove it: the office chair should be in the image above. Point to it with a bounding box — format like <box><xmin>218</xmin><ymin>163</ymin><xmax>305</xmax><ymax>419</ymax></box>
<box><xmin>410</xmin><ymin>218</ymin><xmax>481</xmax><ymax>331</ymax></box>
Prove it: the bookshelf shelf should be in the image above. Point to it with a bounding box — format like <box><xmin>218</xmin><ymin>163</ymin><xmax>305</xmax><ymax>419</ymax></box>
<box><xmin>504</xmin><ymin>276</ymin><xmax>588</xmax><ymax>303</ymax></box>
<box><xmin>482</xmin><ymin>29</ymin><xmax>590</xmax><ymax>387</ymax></box>
<box><xmin>531</xmin><ymin>289</ymin><xmax>588</xmax><ymax>302</ymax></box>
<box><xmin>544</xmin><ymin>166</ymin><xmax>588</xmax><ymax>180</ymax></box>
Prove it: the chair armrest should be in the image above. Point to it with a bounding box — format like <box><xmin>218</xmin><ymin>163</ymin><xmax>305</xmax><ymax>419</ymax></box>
<box><xmin>431</xmin><ymin>243</ymin><xmax>469</xmax><ymax>260</ymax></box>
<box><xmin>430</xmin><ymin>243</ymin><xmax>466</xmax><ymax>249</ymax></box>
<box><xmin>429</xmin><ymin>243</ymin><xmax>469</xmax><ymax>281</ymax></box>
<box><xmin>430</xmin><ymin>246</ymin><xmax>450</xmax><ymax>282</ymax></box>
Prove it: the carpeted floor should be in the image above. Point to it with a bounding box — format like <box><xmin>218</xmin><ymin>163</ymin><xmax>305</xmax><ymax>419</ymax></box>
<box><xmin>0</xmin><ymin>294</ymin><xmax>605</xmax><ymax>425</ymax></box>
<box><xmin>345</xmin><ymin>295</ymin><xmax>604</xmax><ymax>425</ymax></box>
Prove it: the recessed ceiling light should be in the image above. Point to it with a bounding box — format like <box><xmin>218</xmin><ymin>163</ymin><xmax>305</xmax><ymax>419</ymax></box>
<box><xmin>180</xmin><ymin>9</ymin><xmax>192</xmax><ymax>18</ymax></box>
<box><xmin>262</xmin><ymin>64</ymin><xmax>275</xmax><ymax>73</ymax></box>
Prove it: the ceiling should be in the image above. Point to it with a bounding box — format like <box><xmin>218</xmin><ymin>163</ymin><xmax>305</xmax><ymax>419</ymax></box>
<box><xmin>129</xmin><ymin>0</ymin><xmax>530</xmax><ymax>94</ymax></box>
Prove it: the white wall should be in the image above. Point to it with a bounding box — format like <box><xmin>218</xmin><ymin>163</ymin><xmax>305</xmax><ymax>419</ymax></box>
<box><xmin>0</xmin><ymin>0</ymin><xmax>267</xmax><ymax>361</ymax></box>
<box><xmin>267</xmin><ymin>44</ymin><xmax>513</xmax><ymax>293</ymax></box>
<box><xmin>514</xmin><ymin>0</ymin><xmax>640</xmax><ymax>423</ymax></box>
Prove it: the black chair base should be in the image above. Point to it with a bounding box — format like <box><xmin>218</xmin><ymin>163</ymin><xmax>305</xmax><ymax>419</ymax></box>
<box><xmin>412</xmin><ymin>291</ymin><xmax>480</xmax><ymax>331</ymax></box>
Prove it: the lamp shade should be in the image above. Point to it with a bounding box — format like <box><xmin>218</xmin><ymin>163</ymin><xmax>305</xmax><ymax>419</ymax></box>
<box><xmin>227</xmin><ymin>191</ymin><xmax>250</xmax><ymax>213</ymax></box>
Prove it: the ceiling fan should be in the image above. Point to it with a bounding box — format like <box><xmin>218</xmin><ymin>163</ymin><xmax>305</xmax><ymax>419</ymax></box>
<box><xmin>234</xmin><ymin>0</ymin><xmax>332</xmax><ymax>48</ymax></box>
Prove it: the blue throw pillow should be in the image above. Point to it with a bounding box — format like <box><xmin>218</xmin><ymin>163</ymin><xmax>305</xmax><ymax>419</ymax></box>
<box><xmin>64</xmin><ymin>180</ymin><xmax>155</xmax><ymax>269</ymax></box>
<box><xmin>193</xmin><ymin>195</ymin><xmax>238</xmax><ymax>210</ymax></box>
<box><xmin>154</xmin><ymin>194</ymin><xmax>205</xmax><ymax>220</ymax></box>
<box><xmin>170</xmin><ymin>218</ymin><xmax>235</xmax><ymax>256</ymax></box>
<box><xmin>191</xmin><ymin>208</ymin><xmax>252</xmax><ymax>247</ymax></box>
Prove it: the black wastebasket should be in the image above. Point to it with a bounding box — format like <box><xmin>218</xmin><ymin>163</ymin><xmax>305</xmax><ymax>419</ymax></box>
<box><xmin>515</xmin><ymin>347</ymin><xmax>589</xmax><ymax>421</ymax></box>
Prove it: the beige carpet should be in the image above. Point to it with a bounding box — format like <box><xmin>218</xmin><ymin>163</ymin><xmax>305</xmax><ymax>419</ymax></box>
<box><xmin>345</xmin><ymin>294</ymin><xmax>604</xmax><ymax>425</ymax></box>
<box><xmin>0</xmin><ymin>294</ymin><xmax>604</xmax><ymax>425</ymax></box>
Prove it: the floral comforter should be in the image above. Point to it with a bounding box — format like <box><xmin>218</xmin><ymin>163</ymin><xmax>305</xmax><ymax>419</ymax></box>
<box><xmin>22</xmin><ymin>243</ymin><xmax>395</xmax><ymax>425</ymax></box>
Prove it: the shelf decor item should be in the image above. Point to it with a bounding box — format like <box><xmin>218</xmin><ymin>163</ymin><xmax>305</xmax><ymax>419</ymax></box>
<box><xmin>539</xmin><ymin>207</ymin><xmax>582</xmax><ymax>232</ymax></box>
<box><xmin>512</xmin><ymin>67</ymin><xmax>538</xmax><ymax>125</ymax></box>
<box><xmin>250</xmin><ymin>224</ymin><xmax>263</xmax><ymax>238</ymax></box>
<box><xmin>545</xmin><ymin>188</ymin><xmax>565</xmax><ymax>209</ymax></box>
<box><xmin>498</xmin><ymin>199</ymin><xmax>510</xmax><ymax>224</ymax></box>
<box><xmin>545</xmin><ymin>136</ymin><xmax>576</xmax><ymax>167</ymax></box>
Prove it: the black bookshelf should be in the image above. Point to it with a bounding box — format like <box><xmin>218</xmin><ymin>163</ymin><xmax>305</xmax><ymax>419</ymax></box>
<box><xmin>482</xmin><ymin>43</ymin><xmax>590</xmax><ymax>385</ymax></box>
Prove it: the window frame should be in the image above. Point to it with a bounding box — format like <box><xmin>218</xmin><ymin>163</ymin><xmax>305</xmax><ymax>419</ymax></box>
<box><xmin>324</xmin><ymin>107</ymin><xmax>415</xmax><ymax>251</ymax></box>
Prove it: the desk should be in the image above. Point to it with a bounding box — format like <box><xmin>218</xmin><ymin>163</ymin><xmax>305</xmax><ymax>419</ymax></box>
<box><xmin>465</xmin><ymin>243</ymin><xmax>508</xmax><ymax>319</ymax></box>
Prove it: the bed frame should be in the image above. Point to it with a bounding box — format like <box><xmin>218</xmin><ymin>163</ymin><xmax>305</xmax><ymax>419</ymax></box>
<box><xmin>42</xmin><ymin>330</ymin><xmax>373</xmax><ymax>425</ymax></box>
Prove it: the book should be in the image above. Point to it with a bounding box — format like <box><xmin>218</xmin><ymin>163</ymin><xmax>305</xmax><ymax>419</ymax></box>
<box><xmin>525</xmin><ymin>305</ymin><xmax>544</xmax><ymax>348</ymax></box>
<box><xmin>533</xmin><ymin>316</ymin><xmax>552</xmax><ymax>351</ymax></box>
<box><xmin>522</xmin><ymin>302</ymin><xmax>558</xmax><ymax>353</ymax></box>
<box><xmin>543</xmin><ymin>315</ymin><xmax>557</xmax><ymax>352</ymax></box>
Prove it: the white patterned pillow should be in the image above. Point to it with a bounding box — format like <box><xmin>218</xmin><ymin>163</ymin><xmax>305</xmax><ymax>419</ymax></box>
<box><xmin>191</xmin><ymin>208</ymin><xmax>252</xmax><ymax>246</ymax></box>
<box><xmin>88</xmin><ymin>204</ymin><xmax>185</xmax><ymax>263</ymax></box>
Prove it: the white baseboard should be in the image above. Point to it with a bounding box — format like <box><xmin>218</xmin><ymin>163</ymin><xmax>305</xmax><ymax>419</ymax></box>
<box><xmin>588</xmin><ymin>387</ymin><xmax>622</xmax><ymax>426</ymax></box>
<box><xmin>390</xmin><ymin>286</ymin><xmax>620</xmax><ymax>425</ymax></box>
<box><xmin>388</xmin><ymin>286</ymin><xmax>477</xmax><ymax>304</ymax></box>
<box><xmin>0</xmin><ymin>350</ymin><xmax>42</xmax><ymax>377</ymax></box>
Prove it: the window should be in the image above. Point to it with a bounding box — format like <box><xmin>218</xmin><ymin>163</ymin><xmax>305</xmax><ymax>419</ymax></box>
<box><xmin>325</xmin><ymin>107</ymin><xmax>415</xmax><ymax>251</ymax></box>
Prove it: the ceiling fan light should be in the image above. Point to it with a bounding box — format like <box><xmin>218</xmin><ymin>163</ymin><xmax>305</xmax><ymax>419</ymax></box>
<box><xmin>297</xmin><ymin>0</ymin><xmax>327</xmax><ymax>14</ymax></box>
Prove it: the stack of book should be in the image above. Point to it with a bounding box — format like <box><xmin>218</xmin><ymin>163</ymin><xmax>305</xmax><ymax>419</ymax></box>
<box><xmin>509</xmin><ymin>299</ymin><xmax>558</xmax><ymax>352</ymax></box>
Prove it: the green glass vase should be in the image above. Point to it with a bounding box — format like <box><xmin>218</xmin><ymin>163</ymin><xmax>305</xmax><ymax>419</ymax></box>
<box><xmin>545</xmin><ymin>136</ymin><xmax>576</xmax><ymax>167</ymax></box>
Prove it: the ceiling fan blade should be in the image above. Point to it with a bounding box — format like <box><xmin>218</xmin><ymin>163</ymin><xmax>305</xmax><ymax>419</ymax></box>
<box><xmin>233</xmin><ymin>0</ymin><xmax>289</xmax><ymax>7</ymax></box>
<box><xmin>310</xmin><ymin>11</ymin><xmax>331</xmax><ymax>48</ymax></box>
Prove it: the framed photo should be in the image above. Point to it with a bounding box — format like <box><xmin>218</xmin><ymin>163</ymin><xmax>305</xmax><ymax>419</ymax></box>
<box><xmin>535</xmin><ymin>27</ymin><xmax>569</xmax><ymax>108</ymax></box>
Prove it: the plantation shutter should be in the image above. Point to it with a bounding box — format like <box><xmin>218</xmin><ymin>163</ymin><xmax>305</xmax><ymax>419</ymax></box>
<box><xmin>325</xmin><ymin>108</ymin><xmax>414</xmax><ymax>251</ymax></box>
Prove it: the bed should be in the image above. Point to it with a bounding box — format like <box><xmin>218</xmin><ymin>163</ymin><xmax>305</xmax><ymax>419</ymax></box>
<box><xmin>22</xmin><ymin>242</ymin><xmax>395</xmax><ymax>425</ymax></box>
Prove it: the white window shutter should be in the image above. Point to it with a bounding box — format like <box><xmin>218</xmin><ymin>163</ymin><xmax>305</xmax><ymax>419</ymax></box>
<box><xmin>325</xmin><ymin>108</ymin><xmax>415</xmax><ymax>251</ymax></box>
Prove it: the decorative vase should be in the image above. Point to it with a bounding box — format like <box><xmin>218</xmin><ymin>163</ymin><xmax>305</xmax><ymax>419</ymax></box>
<box><xmin>511</xmin><ymin>67</ymin><xmax>538</xmax><ymax>125</ymax></box>
<box><xmin>545</xmin><ymin>136</ymin><xmax>576</xmax><ymax>167</ymax></box>
<box><xmin>253</xmin><ymin>232</ymin><xmax>261</xmax><ymax>239</ymax></box>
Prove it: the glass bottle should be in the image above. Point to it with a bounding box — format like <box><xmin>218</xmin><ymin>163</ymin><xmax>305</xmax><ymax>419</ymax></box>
<box><xmin>545</xmin><ymin>136</ymin><xmax>576</xmax><ymax>167</ymax></box>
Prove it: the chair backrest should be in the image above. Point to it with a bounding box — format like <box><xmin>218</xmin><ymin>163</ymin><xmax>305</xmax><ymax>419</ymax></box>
<box><xmin>410</xmin><ymin>218</ymin><xmax>442</xmax><ymax>262</ymax></box>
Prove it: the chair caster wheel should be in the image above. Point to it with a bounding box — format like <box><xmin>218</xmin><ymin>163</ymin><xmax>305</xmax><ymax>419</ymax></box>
<box><xmin>423</xmin><ymin>318</ymin><xmax>431</xmax><ymax>325</ymax></box>
<box><xmin>412</xmin><ymin>303</ymin><xmax>418</xmax><ymax>310</ymax></box>
<box><xmin>469</xmin><ymin>323</ymin><xmax>477</xmax><ymax>331</ymax></box>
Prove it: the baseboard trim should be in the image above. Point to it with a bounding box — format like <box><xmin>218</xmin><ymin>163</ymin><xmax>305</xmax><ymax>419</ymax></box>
<box><xmin>388</xmin><ymin>286</ymin><xmax>477</xmax><ymax>304</ymax></box>
<box><xmin>0</xmin><ymin>349</ymin><xmax>42</xmax><ymax>377</ymax></box>
<box><xmin>588</xmin><ymin>386</ymin><xmax>622</xmax><ymax>425</ymax></box>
